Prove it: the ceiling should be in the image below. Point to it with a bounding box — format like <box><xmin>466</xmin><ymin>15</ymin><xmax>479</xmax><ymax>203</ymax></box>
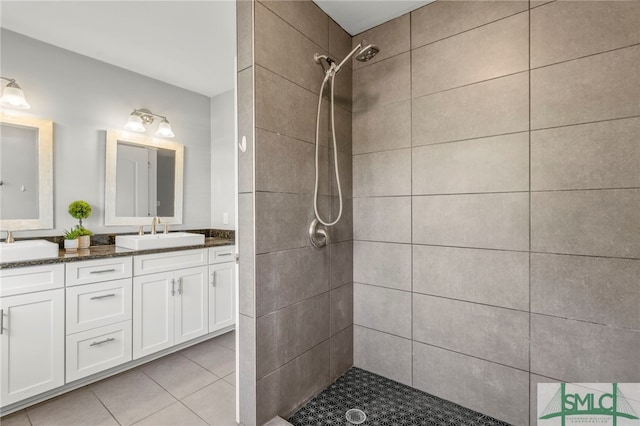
<box><xmin>0</xmin><ymin>1</ymin><xmax>236</xmax><ymax>98</ymax></box>
<box><xmin>1</xmin><ymin>1</ymin><xmax>431</xmax><ymax>97</ymax></box>
<box><xmin>313</xmin><ymin>0</ymin><xmax>434</xmax><ymax>36</ymax></box>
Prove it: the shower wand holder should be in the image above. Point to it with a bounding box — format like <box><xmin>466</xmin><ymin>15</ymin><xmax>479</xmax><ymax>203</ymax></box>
<box><xmin>309</xmin><ymin>219</ymin><xmax>328</xmax><ymax>248</ymax></box>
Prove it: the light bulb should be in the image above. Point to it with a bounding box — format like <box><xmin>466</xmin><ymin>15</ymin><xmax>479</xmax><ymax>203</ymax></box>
<box><xmin>124</xmin><ymin>113</ymin><xmax>145</xmax><ymax>132</ymax></box>
<box><xmin>155</xmin><ymin>119</ymin><xmax>175</xmax><ymax>138</ymax></box>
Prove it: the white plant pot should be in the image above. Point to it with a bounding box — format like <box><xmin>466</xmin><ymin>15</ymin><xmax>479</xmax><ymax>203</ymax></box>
<box><xmin>78</xmin><ymin>235</ymin><xmax>91</xmax><ymax>249</ymax></box>
<box><xmin>64</xmin><ymin>238</ymin><xmax>79</xmax><ymax>252</ymax></box>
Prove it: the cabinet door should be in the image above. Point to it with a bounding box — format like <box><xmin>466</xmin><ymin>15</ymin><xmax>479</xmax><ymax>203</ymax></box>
<box><xmin>133</xmin><ymin>272</ymin><xmax>174</xmax><ymax>359</ymax></box>
<box><xmin>174</xmin><ymin>266</ymin><xmax>208</xmax><ymax>345</ymax></box>
<box><xmin>208</xmin><ymin>262</ymin><xmax>236</xmax><ymax>333</ymax></box>
<box><xmin>1</xmin><ymin>289</ymin><xmax>64</xmax><ymax>407</ymax></box>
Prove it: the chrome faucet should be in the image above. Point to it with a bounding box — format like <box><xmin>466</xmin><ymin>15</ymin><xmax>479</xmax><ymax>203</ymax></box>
<box><xmin>151</xmin><ymin>217</ymin><xmax>160</xmax><ymax>235</ymax></box>
<box><xmin>4</xmin><ymin>230</ymin><xmax>14</xmax><ymax>243</ymax></box>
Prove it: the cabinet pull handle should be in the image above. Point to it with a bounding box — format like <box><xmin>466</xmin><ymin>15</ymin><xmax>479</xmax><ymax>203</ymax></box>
<box><xmin>171</xmin><ymin>278</ymin><xmax>175</xmax><ymax>296</ymax></box>
<box><xmin>90</xmin><ymin>293</ymin><xmax>116</xmax><ymax>300</ymax></box>
<box><xmin>90</xmin><ymin>337</ymin><xmax>115</xmax><ymax>346</ymax></box>
<box><xmin>90</xmin><ymin>269</ymin><xmax>117</xmax><ymax>274</ymax></box>
<box><xmin>211</xmin><ymin>272</ymin><xmax>216</xmax><ymax>287</ymax></box>
<box><xmin>0</xmin><ymin>309</ymin><xmax>4</xmax><ymax>335</ymax></box>
<box><xmin>218</xmin><ymin>253</ymin><xmax>232</xmax><ymax>257</ymax></box>
<box><xmin>178</xmin><ymin>278</ymin><xmax>183</xmax><ymax>295</ymax></box>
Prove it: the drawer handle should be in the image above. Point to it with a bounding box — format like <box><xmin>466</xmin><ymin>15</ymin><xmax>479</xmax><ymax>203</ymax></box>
<box><xmin>90</xmin><ymin>269</ymin><xmax>117</xmax><ymax>274</ymax></box>
<box><xmin>217</xmin><ymin>253</ymin><xmax>232</xmax><ymax>257</ymax></box>
<box><xmin>211</xmin><ymin>272</ymin><xmax>216</xmax><ymax>287</ymax></box>
<box><xmin>90</xmin><ymin>293</ymin><xmax>116</xmax><ymax>300</ymax></box>
<box><xmin>90</xmin><ymin>337</ymin><xmax>115</xmax><ymax>346</ymax></box>
<box><xmin>171</xmin><ymin>278</ymin><xmax>175</xmax><ymax>296</ymax></box>
<box><xmin>0</xmin><ymin>309</ymin><xmax>4</xmax><ymax>335</ymax></box>
<box><xmin>178</xmin><ymin>277</ymin><xmax>183</xmax><ymax>295</ymax></box>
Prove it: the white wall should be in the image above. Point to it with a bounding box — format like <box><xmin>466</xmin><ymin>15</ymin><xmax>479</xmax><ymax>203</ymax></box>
<box><xmin>1</xmin><ymin>29</ymin><xmax>219</xmax><ymax>237</ymax></box>
<box><xmin>210</xmin><ymin>89</ymin><xmax>236</xmax><ymax>230</ymax></box>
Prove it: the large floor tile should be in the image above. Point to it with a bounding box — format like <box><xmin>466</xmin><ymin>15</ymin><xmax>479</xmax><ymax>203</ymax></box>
<box><xmin>182</xmin><ymin>380</ymin><xmax>237</xmax><ymax>426</ymax></box>
<box><xmin>133</xmin><ymin>402</ymin><xmax>207</xmax><ymax>426</ymax></box>
<box><xmin>141</xmin><ymin>353</ymin><xmax>219</xmax><ymax>399</ymax></box>
<box><xmin>181</xmin><ymin>338</ymin><xmax>236</xmax><ymax>378</ymax></box>
<box><xmin>26</xmin><ymin>387</ymin><xmax>117</xmax><ymax>426</ymax></box>
<box><xmin>213</xmin><ymin>330</ymin><xmax>236</xmax><ymax>351</ymax></box>
<box><xmin>91</xmin><ymin>369</ymin><xmax>175</xmax><ymax>426</ymax></box>
<box><xmin>0</xmin><ymin>411</ymin><xmax>30</xmax><ymax>426</ymax></box>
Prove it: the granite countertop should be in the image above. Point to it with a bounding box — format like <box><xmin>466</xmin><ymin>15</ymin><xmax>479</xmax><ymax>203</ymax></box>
<box><xmin>0</xmin><ymin>237</ymin><xmax>235</xmax><ymax>270</ymax></box>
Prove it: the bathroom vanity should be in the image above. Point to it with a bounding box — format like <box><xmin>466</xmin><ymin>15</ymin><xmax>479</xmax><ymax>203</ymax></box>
<box><xmin>0</xmin><ymin>240</ymin><xmax>236</xmax><ymax>413</ymax></box>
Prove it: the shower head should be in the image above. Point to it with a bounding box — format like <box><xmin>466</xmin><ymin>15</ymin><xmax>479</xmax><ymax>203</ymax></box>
<box><xmin>355</xmin><ymin>44</ymin><xmax>380</xmax><ymax>62</ymax></box>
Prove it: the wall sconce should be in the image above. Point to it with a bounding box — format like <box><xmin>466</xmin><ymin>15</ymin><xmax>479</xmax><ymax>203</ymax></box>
<box><xmin>0</xmin><ymin>76</ymin><xmax>31</xmax><ymax>109</ymax></box>
<box><xmin>125</xmin><ymin>108</ymin><xmax>175</xmax><ymax>138</ymax></box>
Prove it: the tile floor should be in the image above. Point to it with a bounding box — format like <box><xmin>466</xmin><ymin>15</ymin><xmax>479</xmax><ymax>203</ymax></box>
<box><xmin>1</xmin><ymin>331</ymin><xmax>237</xmax><ymax>426</ymax></box>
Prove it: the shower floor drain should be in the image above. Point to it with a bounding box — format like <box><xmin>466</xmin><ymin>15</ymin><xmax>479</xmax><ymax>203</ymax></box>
<box><xmin>345</xmin><ymin>408</ymin><xmax>366</xmax><ymax>424</ymax></box>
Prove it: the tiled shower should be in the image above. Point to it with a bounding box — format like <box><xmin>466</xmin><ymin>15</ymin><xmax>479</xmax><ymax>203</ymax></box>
<box><xmin>237</xmin><ymin>1</ymin><xmax>640</xmax><ymax>425</ymax></box>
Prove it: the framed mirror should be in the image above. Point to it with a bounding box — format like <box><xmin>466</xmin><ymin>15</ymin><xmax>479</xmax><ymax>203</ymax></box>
<box><xmin>105</xmin><ymin>130</ymin><xmax>184</xmax><ymax>226</ymax></box>
<box><xmin>0</xmin><ymin>113</ymin><xmax>54</xmax><ymax>231</ymax></box>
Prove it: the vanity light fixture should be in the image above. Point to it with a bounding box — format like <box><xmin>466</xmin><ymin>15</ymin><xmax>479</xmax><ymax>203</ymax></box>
<box><xmin>124</xmin><ymin>108</ymin><xmax>175</xmax><ymax>138</ymax></box>
<box><xmin>0</xmin><ymin>76</ymin><xmax>31</xmax><ymax>109</ymax></box>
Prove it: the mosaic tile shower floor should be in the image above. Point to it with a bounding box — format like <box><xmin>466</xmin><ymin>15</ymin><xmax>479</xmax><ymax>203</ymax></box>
<box><xmin>288</xmin><ymin>367</ymin><xmax>512</xmax><ymax>426</ymax></box>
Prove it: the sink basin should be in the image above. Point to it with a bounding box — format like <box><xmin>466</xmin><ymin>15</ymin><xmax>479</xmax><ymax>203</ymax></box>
<box><xmin>0</xmin><ymin>240</ymin><xmax>60</xmax><ymax>263</ymax></box>
<box><xmin>115</xmin><ymin>232</ymin><xmax>205</xmax><ymax>251</ymax></box>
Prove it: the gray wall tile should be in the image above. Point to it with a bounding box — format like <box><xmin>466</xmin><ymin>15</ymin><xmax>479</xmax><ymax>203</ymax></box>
<box><xmin>413</xmin><ymin>294</ymin><xmax>529</xmax><ymax>370</ymax></box>
<box><xmin>413</xmin><ymin>245</ymin><xmax>529</xmax><ymax>311</ymax></box>
<box><xmin>330</xmin><ymin>326</ymin><xmax>353</xmax><ymax>382</ymax></box>
<box><xmin>326</xmin><ymin>196</ymin><xmax>354</xmax><ymax>243</ymax></box>
<box><xmin>353</xmin><ymin>196</ymin><xmax>411</xmax><ymax>243</ymax></box>
<box><xmin>412</xmin><ymin>12</ymin><xmax>528</xmax><ymax>96</ymax></box>
<box><xmin>413</xmin><ymin>193</ymin><xmax>529</xmax><ymax>251</ymax></box>
<box><xmin>411</xmin><ymin>1</ymin><xmax>528</xmax><ymax>48</ymax></box>
<box><xmin>330</xmin><ymin>147</ymin><xmax>352</xmax><ymax>198</ymax></box>
<box><xmin>531</xmin><ymin>314</ymin><xmax>640</xmax><ymax>383</ymax></box>
<box><xmin>531</xmin><ymin>1</ymin><xmax>640</xmax><ymax>68</ymax></box>
<box><xmin>255</xmin><ymin>66</ymin><xmax>319</xmax><ymax>144</ymax></box>
<box><xmin>413</xmin><ymin>342</ymin><xmax>529</xmax><ymax>426</ymax></box>
<box><xmin>330</xmin><ymin>282</ymin><xmax>353</xmax><ymax>334</ymax></box>
<box><xmin>353</xmin><ymin>149</ymin><xmax>411</xmax><ymax>197</ymax></box>
<box><xmin>353</xmin><ymin>53</ymin><xmax>411</xmax><ymax>112</ymax></box>
<box><xmin>255</xmin><ymin>246</ymin><xmax>329</xmax><ymax>316</ymax></box>
<box><xmin>352</xmin><ymin>14</ymin><xmax>410</xmax><ymax>70</ymax></box>
<box><xmin>239</xmin><ymin>194</ymin><xmax>255</xmax><ymax>317</ymax></box>
<box><xmin>352</xmin><ymin>100</ymin><xmax>411</xmax><ymax>155</ymax></box>
<box><xmin>353</xmin><ymin>241</ymin><xmax>412</xmax><ymax>291</ymax></box>
<box><xmin>333</xmin><ymin>105</ymin><xmax>353</xmax><ymax>154</ymax></box>
<box><xmin>257</xmin><ymin>293</ymin><xmax>330</xmax><ymax>379</ymax></box>
<box><xmin>531</xmin><ymin>189</ymin><xmax>640</xmax><ymax>258</ymax></box>
<box><xmin>353</xmin><ymin>326</ymin><xmax>412</xmax><ymax>386</ymax></box>
<box><xmin>354</xmin><ymin>283</ymin><xmax>412</xmax><ymax>338</ymax></box>
<box><xmin>531</xmin><ymin>117</ymin><xmax>640</xmax><ymax>191</ymax></box>
<box><xmin>255</xmin><ymin>192</ymin><xmax>313</xmax><ymax>254</ymax></box>
<box><xmin>255</xmin><ymin>3</ymin><xmax>326</xmax><ymax>94</ymax></box>
<box><xmin>237</xmin><ymin>0</ymin><xmax>253</xmax><ymax>72</ymax></box>
<box><xmin>238</xmin><ymin>67</ymin><xmax>254</xmax><ymax>194</ymax></box>
<box><xmin>531</xmin><ymin>253</ymin><xmax>640</xmax><ymax>330</ymax></box>
<box><xmin>258</xmin><ymin>0</ymin><xmax>328</xmax><ymax>50</ymax></box>
<box><xmin>329</xmin><ymin>19</ymin><xmax>352</xmax><ymax>64</ymax></box>
<box><xmin>256</xmin><ymin>340</ymin><xmax>330</xmax><ymax>425</ymax></box>
<box><xmin>255</xmin><ymin>129</ymin><xmax>329</xmax><ymax>195</ymax></box>
<box><xmin>412</xmin><ymin>72</ymin><xmax>529</xmax><ymax>145</ymax></box>
<box><xmin>239</xmin><ymin>314</ymin><xmax>256</xmax><ymax>426</ymax></box>
<box><xmin>531</xmin><ymin>45</ymin><xmax>640</xmax><ymax>129</ymax></box>
<box><xmin>413</xmin><ymin>133</ymin><xmax>529</xmax><ymax>195</ymax></box>
<box><xmin>330</xmin><ymin>240</ymin><xmax>353</xmax><ymax>289</ymax></box>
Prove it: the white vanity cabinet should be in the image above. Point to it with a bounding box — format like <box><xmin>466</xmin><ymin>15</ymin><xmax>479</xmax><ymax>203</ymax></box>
<box><xmin>65</xmin><ymin>257</ymin><xmax>133</xmax><ymax>382</ymax></box>
<box><xmin>0</xmin><ymin>264</ymin><xmax>65</xmax><ymax>407</ymax></box>
<box><xmin>132</xmin><ymin>249</ymin><xmax>208</xmax><ymax>359</ymax></box>
<box><xmin>208</xmin><ymin>246</ymin><xmax>236</xmax><ymax>333</ymax></box>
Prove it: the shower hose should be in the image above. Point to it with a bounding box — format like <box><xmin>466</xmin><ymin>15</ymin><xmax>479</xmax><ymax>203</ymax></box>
<box><xmin>313</xmin><ymin>63</ymin><xmax>343</xmax><ymax>227</ymax></box>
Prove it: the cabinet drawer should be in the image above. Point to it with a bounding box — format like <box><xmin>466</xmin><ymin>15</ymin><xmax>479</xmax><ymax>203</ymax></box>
<box><xmin>208</xmin><ymin>245</ymin><xmax>236</xmax><ymax>264</ymax></box>
<box><xmin>66</xmin><ymin>279</ymin><xmax>132</xmax><ymax>334</ymax></box>
<box><xmin>134</xmin><ymin>249</ymin><xmax>207</xmax><ymax>275</ymax></box>
<box><xmin>66</xmin><ymin>321</ymin><xmax>132</xmax><ymax>382</ymax></box>
<box><xmin>66</xmin><ymin>257</ymin><xmax>132</xmax><ymax>287</ymax></box>
<box><xmin>0</xmin><ymin>264</ymin><xmax>64</xmax><ymax>297</ymax></box>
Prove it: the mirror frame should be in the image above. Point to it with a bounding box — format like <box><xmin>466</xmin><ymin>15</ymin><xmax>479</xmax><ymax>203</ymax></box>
<box><xmin>0</xmin><ymin>112</ymin><xmax>54</xmax><ymax>231</ymax></box>
<box><xmin>105</xmin><ymin>130</ymin><xmax>184</xmax><ymax>226</ymax></box>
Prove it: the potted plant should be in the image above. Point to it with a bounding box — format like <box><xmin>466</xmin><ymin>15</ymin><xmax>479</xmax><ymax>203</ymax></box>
<box><xmin>63</xmin><ymin>228</ymin><xmax>81</xmax><ymax>252</ymax></box>
<box><xmin>68</xmin><ymin>200</ymin><xmax>93</xmax><ymax>249</ymax></box>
